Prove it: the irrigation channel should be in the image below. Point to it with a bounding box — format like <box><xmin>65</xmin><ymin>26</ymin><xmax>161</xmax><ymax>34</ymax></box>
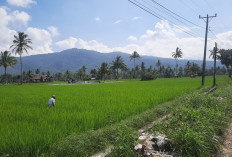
<box><xmin>49</xmin><ymin>81</ymin><xmax>124</xmax><ymax>85</ymax></box>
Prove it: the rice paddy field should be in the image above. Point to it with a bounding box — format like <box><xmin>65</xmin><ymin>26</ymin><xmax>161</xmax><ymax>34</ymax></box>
<box><xmin>0</xmin><ymin>77</ymin><xmax>226</xmax><ymax>156</ymax></box>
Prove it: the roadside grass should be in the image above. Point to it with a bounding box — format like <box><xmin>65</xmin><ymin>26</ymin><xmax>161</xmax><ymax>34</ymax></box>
<box><xmin>152</xmin><ymin>78</ymin><xmax>232</xmax><ymax>157</ymax></box>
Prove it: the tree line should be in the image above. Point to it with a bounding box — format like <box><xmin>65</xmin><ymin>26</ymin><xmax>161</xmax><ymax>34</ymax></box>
<box><xmin>1</xmin><ymin>54</ymin><xmax>228</xmax><ymax>83</ymax></box>
<box><xmin>0</xmin><ymin>32</ymin><xmax>32</xmax><ymax>84</ymax></box>
<box><xmin>0</xmin><ymin>32</ymin><xmax>232</xmax><ymax>84</ymax></box>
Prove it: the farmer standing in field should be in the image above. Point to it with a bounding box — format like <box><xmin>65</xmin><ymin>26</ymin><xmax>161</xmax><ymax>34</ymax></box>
<box><xmin>48</xmin><ymin>95</ymin><xmax>55</xmax><ymax>107</ymax></box>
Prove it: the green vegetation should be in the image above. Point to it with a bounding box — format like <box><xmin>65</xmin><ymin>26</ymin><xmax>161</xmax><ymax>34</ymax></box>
<box><xmin>0</xmin><ymin>51</ymin><xmax>17</xmax><ymax>83</ymax></box>
<box><xmin>0</xmin><ymin>77</ymin><xmax>227</xmax><ymax>156</ymax></box>
<box><xmin>51</xmin><ymin>97</ymin><xmax>172</xmax><ymax>157</ymax></box>
<box><xmin>153</xmin><ymin>78</ymin><xmax>232</xmax><ymax>157</ymax></box>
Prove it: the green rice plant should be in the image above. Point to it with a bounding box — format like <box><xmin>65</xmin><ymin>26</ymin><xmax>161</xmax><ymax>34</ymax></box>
<box><xmin>50</xmin><ymin>98</ymin><xmax>172</xmax><ymax>157</ymax></box>
<box><xmin>0</xmin><ymin>77</ymin><xmax>226</xmax><ymax>156</ymax></box>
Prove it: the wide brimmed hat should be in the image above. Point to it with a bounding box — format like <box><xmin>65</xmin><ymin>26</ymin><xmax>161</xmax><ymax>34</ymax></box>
<box><xmin>52</xmin><ymin>95</ymin><xmax>56</xmax><ymax>99</ymax></box>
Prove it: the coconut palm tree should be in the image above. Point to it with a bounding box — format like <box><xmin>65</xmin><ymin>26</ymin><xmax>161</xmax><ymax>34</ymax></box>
<box><xmin>209</xmin><ymin>42</ymin><xmax>219</xmax><ymax>86</ymax></box>
<box><xmin>130</xmin><ymin>51</ymin><xmax>140</xmax><ymax>78</ymax></box>
<box><xmin>10</xmin><ymin>32</ymin><xmax>32</xmax><ymax>85</ymax></box>
<box><xmin>156</xmin><ymin>60</ymin><xmax>162</xmax><ymax>77</ymax></box>
<box><xmin>156</xmin><ymin>60</ymin><xmax>161</xmax><ymax>68</ymax></box>
<box><xmin>98</xmin><ymin>62</ymin><xmax>109</xmax><ymax>81</ymax></box>
<box><xmin>35</xmin><ymin>68</ymin><xmax>40</xmax><ymax>75</ymax></box>
<box><xmin>0</xmin><ymin>51</ymin><xmax>17</xmax><ymax>83</ymax></box>
<box><xmin>111</xmin><ymin>56</ymin><xmax>127</xmax><ymax>79</ymax></box>
<box><xmin>172</xmin><ymin>47</ymin><xmax>183</xmax><ymax>77</ymax></box>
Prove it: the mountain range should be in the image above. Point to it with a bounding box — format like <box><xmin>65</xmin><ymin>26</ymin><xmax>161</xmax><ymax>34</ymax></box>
<box><xmin>0</xmin><ymin>48</ymin><xmax>220</xmax><ymax>74</ymax></box>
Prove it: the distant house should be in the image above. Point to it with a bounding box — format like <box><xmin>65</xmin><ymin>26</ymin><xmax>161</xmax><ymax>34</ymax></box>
<box><xmin>32</xmin><ymin>75</ymin><xmax>54</xmax><ymax>83</ymax></box>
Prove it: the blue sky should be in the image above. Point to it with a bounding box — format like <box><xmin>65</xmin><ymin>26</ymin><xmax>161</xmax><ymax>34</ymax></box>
<box><xmin>0</xmin><ymin>0</ymin><xmax>232</xmax><ymax>59</ymax></box>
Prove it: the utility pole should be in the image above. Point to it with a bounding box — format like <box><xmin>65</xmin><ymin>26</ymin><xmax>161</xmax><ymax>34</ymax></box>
<box><xmin>199</xmin><ymin>14</ymin><xmax>217</xmax><ymax>86</ymax></box>
<box><xmin>213</xmin><ymin>42</ymin><xmax>217</xmax><ymax>86</ymax></box>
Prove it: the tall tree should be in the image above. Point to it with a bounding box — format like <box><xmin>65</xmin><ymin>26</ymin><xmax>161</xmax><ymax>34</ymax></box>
<box><xmin>111</xmin><ymin>56</ymin><xmax>127</xmax><ymax>79</ymax></box>
<box><xmin>218</xmin><ymin>49</ymin><xmax>232</xmax><ymax>77</ymax></box>
<box><xmin>35</xmin><ymin>68</ymin><xmax>40</xmax><ymax>75</ymax></box>
<box><xmin>172</xmin><ymin>47</ymin><xmax>183</xmax><ymax>77</ymax></box>
<box><xmin>178</xmin><ymin>67</ymin><xmax>184</xmax><ymax>77</ymax></box>
<box><xmin>156</xmin><ymin>60</ymin><xmax>162</xmax><ymax>77</ymax></box>
<box><xmin>156</xmin><ymin>60</ymin><xmax>161</xmax><ymax>69</ymax></box>
<box><xmin>98</xmin><ymin>62</ymin><xmax>109</xmax><ymax>81</ymax></box>
<box><xmin>46</xmin><ymin>71</ymin><xmax>50</xmax><ymax>77</ymax></box>
<box><xmin>184</xmin><ymin>61</ymin><xmax>191</xmax><ymax>77</ymax></box>
<box><xmin>0</xmin><ymin>51</ymin><xmax>17</xmax><ymax>83</ymax></box>
<box><xmin>10</xmin><ymin>32</ymin><xmax>32</xmax><ymax>85</ymax></box>
<box><xmin>164</xmin><ymin>66</ymin><xmax>174</xmax><ymax>78</ymax></box>
<box><xmin>129</xmin><ymin>51</ymin><xmax>140</xmax><ymax>78</ymax></box>
<box><xmin>65</xmin><ymin>70</ymin><xmax>72</xmax><ymax>80</ymax></box>
<box><xmin>140</xmin><ymin>62</ymin><xmax>146</xmax><ymax>79</ymax></box>
<box><xmin>135</xmin><ymin>65</ymin><xmax>140</xmax><ymax>78</ymax></box>
<box><xmin>209</xmin><ymin>42</ymin><xmax>219</xmax><ymax>86</ymax></box>
<box><xmin>26</xmin><ymin>70</ymin><xmax>34</xmax><ymax>82</ymax></box>
<box><xmin>90</xmin><ymin>69</ymin><xmax>97</xmax><ymax>78</ymax></box>
<box><xmin>77</xmin><ymin>66</ymin><xmax>87</xmax><ymax>80</ymax></box>
<box><xmin>190</xmin><ymin>63</ymin><xmax>201</xmax><ymax>77</ymax></box>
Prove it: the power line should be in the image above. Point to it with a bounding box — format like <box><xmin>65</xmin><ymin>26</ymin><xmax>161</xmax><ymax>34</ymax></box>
<box><xmin>188</xmin><ymin>0</ymin><xmax>226</xmax><ymax>34</ymax></box>
<box><xmin>184</xmin><ymin>0</ymin><xmax>226</xmax><ymax>47</ymax></box>
<box><xmin>128</xmin><ymin>0</ymin><xmax>163</xmax><ymax>20</ymax></box>
<box><xmin>150</xmin><ymin>0</ymin><xmax>204</xmax><ymax>29</ymax></box>
<box><xmin>128</xmin><ymin>0</ymin><xmax>200</xmax><ymax>38</ymax></box>
<box><xmin>204</xmin><ymin>0</ymin><xmax>227</xmax><ymax>27</ymax></box>
<box><xmin>179</xmin><ymin>0</ymin><xmax>199</xmax><ymax>15</ymax></box>
<box><xmin>190</xmin><ymin>0</ymin><xmax>207</xmax><ymax>15</ymax></box>
<box><xmin>208</xmin><ymin>29</ymin><xmax>224</xmax><ymax>44</ymax></box>
<box><xmin>140</xmin><ymin>0</ymin><xmax>199</xmax><ymax>30</ymax></box>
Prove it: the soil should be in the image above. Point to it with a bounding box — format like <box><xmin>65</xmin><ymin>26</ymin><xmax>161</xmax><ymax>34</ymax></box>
<box><xmin>216</xmin><ymin>123</ymin><xmax>232</xmax><ymax>157</ymax></box>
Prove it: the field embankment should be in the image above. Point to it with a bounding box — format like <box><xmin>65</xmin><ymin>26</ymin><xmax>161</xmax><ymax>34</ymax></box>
<box><xmin>152</xmin><ymin>79</ymin><xmax>232</xmax><ymax>156</ymax></box>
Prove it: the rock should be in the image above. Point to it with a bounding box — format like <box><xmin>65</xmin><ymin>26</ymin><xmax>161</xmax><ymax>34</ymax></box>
<box><xmin>138</xmin><ymin>135</ymin><xmax>148</xmax><ymax>143</ymax></box>
<box><xmin>134</xmin><ymin>144</ymin><xmax>143</xmax><ymax>150</ymax></box>
<box><xmin>134</xmin><ymin>143</ymin><xmax>145</xmax><ymax>155</ymax></box>
<box><xmin>135</xmin><ymin>132</ymin><xmax>174</xmax><ymax>157</ymax></box>
<box><xmin>144</xmin><ymin>139</ymin><xmax>155</xmax><ymax>150</ymax></box>
<box><xmin>153</xmin><ymin>134</ymin><xmax>171</xmax><ymax>151</ymax></box>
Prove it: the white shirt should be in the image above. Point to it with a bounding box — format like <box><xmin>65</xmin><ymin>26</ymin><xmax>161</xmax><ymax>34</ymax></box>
<box><xmin>48</xmin><ymin>97</ymin><xmax>55</xmax><ymax>106</ymax></box>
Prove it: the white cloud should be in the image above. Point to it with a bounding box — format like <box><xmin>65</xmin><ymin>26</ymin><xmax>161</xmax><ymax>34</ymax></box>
<box><xmin>114</xmin><ymin>20</ymin><xmax>121</xmax><ymax>24</ymax></box>
<box><xmin>25</xmin><ymin>27</ymin><xmax>53</xmax><ymax>55</ymax></box>
<box><xmin>55</xmin><ymin>20</ymin><xmax>232</xmax><ymax>60</ymax></box>
<box><xmin>213</xmin><ymin>31</ymin><xmax>232</xmax><ymax>50</ymax></box>
<box><xmin>95</xmin><ymin>17</ymin><xmax>100</xmax><ymax>22</ymax></box>
<box><xmin>7</xmin><ymin>0</ymin><xmax>36</xmax><ymax>7</ymax></box>
<box><xmin>55</xmin><ymin>37</ymin><xmax>112</xmax><ymax>52</ymax></box>
<box><xmin>55</xmin><ymin>37</ymin><xmax>78</xmax><ymax>49</ymax></box>
<box><xmin>47</xmin><ymin>26</ymin><xmax>59</xmax><ymax>37</ymax></box>
<box><xmin>10</xmin><ymin>10</ymin><xmax>30</xmax><ymax>27</ymax></box>
<box><xmin>128</xmin><ymin>36</ymin><xmax>137</xmax><ymax>42</ymax></box>
<box><xmin>0</xmin><ymin>7</ymin><xmax>53</xmax><ymax>56</ymax></box>
<box><xmin>132</xmin><ymin>17</ymin><xmax>142</xmax><ymax>20</ymax></box>
<box><xmin>0</xmin><ymin>7</ymin><xmax>17</xmax><ymax>52</ymax></box>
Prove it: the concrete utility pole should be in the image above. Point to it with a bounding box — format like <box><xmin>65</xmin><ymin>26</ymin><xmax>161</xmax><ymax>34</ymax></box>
<box><xmin>199</xmin><ymin>14</ymin><xmax>217</xmax><ymax>86</ymax></box>
<box><xmin>213</xmin><ymin>42</ymin><xmax>217</xmax><ymax>86</ymax></box>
